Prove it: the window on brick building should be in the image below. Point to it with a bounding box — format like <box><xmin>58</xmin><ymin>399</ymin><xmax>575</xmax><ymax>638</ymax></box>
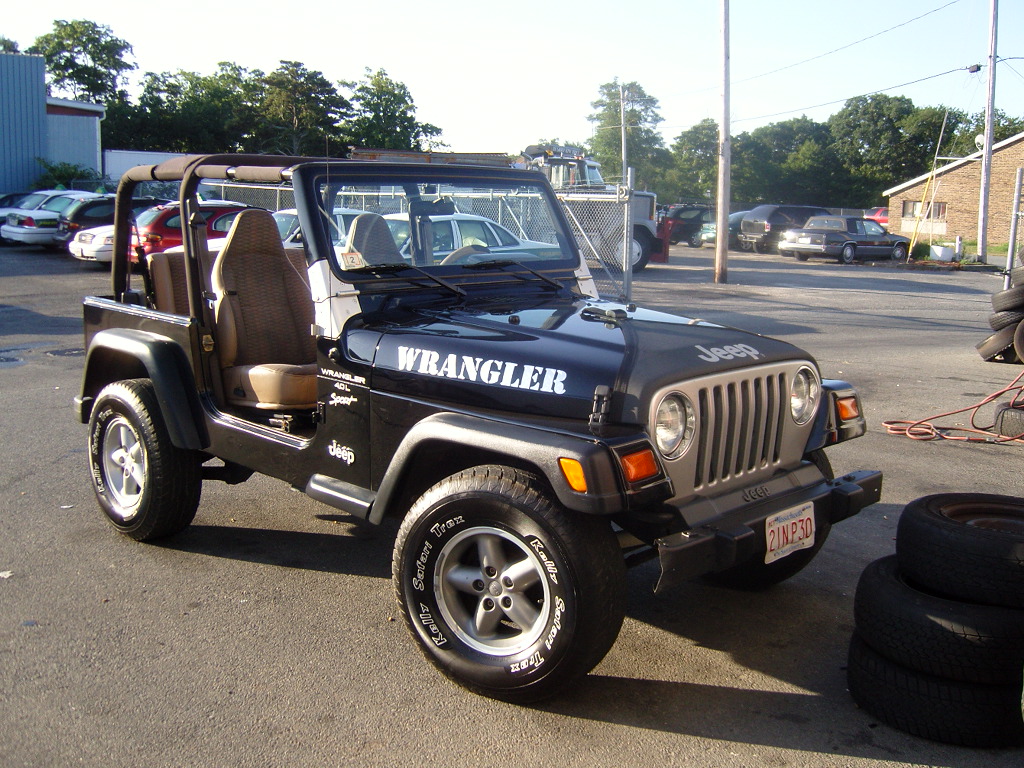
<box><xmin>901</xmin><ymin>200</ymin><xmax>947</xmax><ymax>221</ymax></box>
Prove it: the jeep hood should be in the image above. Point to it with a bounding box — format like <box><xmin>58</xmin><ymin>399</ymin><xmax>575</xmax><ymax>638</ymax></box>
<box><xmin>366</xmin><ymin>295</ymin><xmax>813</xmax><ymax>425</ymax></box>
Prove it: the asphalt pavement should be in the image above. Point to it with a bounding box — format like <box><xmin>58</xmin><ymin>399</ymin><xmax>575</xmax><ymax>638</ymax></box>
<box><xmin>1</xmin><ymin>242</ymin><xmax>1021</xmax><ymax>767</ymax></box>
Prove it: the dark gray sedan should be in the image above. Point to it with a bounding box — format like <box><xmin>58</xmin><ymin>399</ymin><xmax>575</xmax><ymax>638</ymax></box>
<box><xmin>778</xmin><ymin>215</ymin><xmax>910</xmax><ymax>264</ymax></box>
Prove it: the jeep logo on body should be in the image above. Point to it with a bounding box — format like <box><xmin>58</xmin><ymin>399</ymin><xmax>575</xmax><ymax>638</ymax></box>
<box><xmin>694</xmin><ymin>343</ymin><xmax>762</xmax><ymax>363</ymax></box>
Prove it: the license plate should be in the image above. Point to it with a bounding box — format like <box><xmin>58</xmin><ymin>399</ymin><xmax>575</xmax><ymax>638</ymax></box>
<box><xmin>798</xmin><ymin>236</ymin><xmax>811</xmax><ymax>243</ymax></box>
<box><xmin>764</xmin><ymin>502</ymin><xmax>815</xmax><ymax>563</ymax></box>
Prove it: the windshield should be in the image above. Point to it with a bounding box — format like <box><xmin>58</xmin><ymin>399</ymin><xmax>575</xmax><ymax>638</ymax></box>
<box><xmin>16</xmin><ymin>193</ymin><xmax>48</xmax><ymax>210</ymax></box>
<box><xmin>40</xmin><ymin>195</ymin><xmax>76</xmax><ymax>213</ymax></box>
<box><xmin>303</xmin><ymin>171</ymin><xmax>573</xmax><ymax>276</ymax></box>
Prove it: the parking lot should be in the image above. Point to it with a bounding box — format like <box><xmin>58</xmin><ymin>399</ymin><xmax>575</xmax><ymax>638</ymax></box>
<box><xmin>1</xmin><ymin>241</ymin><xmax>1022</xmax><ymax>767</ymax></box>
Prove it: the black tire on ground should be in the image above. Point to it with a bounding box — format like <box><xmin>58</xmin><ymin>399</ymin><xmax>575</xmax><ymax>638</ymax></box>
<box><xmin>846</xmin><ymin>632</ymin><xmax>1024</xmax><ymax>748</ymax></box>
<box><xmin>989</xmin><ymin>310</ymin><xmax>1024</xmax><ymax>331</ymax></box>
<box><xmin>992</xmin><ymin>285</ymin><xmax>1024</xmax><ymax>312</ymax></box>
<box><xmin>994</xmin><ymin>402</ymin><xmax>1024</xmax><ymax>438</ymax></box>
<box><xmin>687</xmin><ymin>231</ymin><xmax>702</xmax><ymax>248</ymax></box>
<box><xmin>839</xmin><ymin>244</ymin><xmax>857</xmax><ymax>264</ymax></box>
<box><xmin>796</xmin><ymin>252</ymin><xmax>809</xmax><ymax>262</ymax></box>
<box><xmin>896</xmin><ymin>493</ymin><xmax>1024</xmax><ymax>609</ymax></box>
<box><xmin>629</xmin><ymin>231</ymin><xmax>651</xmax><ymax>272</ymax></box>
<box><xmin>753</xmin><ymin>241</ymin><xmax>768</xmax><ymax>254</ymax></box>
<box><xmin>392</xmin><ymin>465</ymin><xmax>626</xmax><ymax>703</ymax></box>
<box><xmin>1015</xmin><ymin>318</ymin><xmax>1024</xmax><ymax>361</ymax></box>
<box><xmin>853</xmin><ymin>556</ymin><xmax>1024</xmax><ymax>684</ymax></box>
<box><xmin>976</xmin><ymin>324</ymin><xmax>1019</xmax><ymax>362</ymax></box>
<box><xmin>703</xmin><ymin>451</ymin><xmax>833</xmax><ymax>590</ymax></box>
<box><xmin>1011</xmin><ymin>265</ymin><xmax>1024</xmax><ymax>286</ymax></box>
<box><xmin>88</xmin><ymin>379</ymin><xmax>202</xmax><ymax>540</ymax></box>
<box><xmin>891</xmin><ymin>243</ymin><xmax>908</xmax><ymax>261</ymax></box>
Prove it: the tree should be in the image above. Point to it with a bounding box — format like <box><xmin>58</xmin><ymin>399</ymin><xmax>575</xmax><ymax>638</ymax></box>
<box><xmin>0</xmin><ymin>36</ymin><xmax>19</xmax><ymax>53</ymax></box>
<box><xmin>666</xmin><ymin>118</ymin><xmax>720</xmax><ymax>202</ymax></box>
<box><xmin>118</xmin><ymin>63</ymin><xmax>266</xmax><ymax>153</ymax></box>
<box><xmin>949</xmin><ymin>108</ymin><xmax>1024</xmax><ymax>156</ymax></box>
<box><xmin>257</xmin><ymin>61</ymin><xmax>350</xmax><ymax>156</ymax></box>
<box><xmin>587</xmin><ymin>80</ymin><xmax>666</xmax><ymax>190</ymax></box>
<box><xmin>346</xmin><ymin>68</ymin><xmax>443</xmax><ymax>151</ymax></box>
<box><xmin>27</xmin><ymin>20</ymin><xmax>135</xmax><ymax>102</ymax></box>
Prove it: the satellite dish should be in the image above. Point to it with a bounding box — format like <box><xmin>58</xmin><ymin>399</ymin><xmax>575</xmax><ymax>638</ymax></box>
<box><xmin>975</xmin><ymin>134</ymin><xmax>986</xmax><ymax>151</ymax></box>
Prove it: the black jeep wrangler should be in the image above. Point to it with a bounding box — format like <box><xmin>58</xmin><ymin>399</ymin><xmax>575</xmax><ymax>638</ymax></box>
<box><xmin>76</xmin><ymin>154</ymin><xmax>881</xmax><ymax>703</ymax></box>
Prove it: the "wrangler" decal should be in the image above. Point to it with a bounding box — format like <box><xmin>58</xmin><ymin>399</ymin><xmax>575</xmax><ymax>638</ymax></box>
<box><xmin>396</xmin><ymin>346</ymin><xmax>568</xmax><ymax>394</ymax></box>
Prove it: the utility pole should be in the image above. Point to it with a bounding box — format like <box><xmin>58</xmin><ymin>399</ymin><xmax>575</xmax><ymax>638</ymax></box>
<box><xmin>977</xmin><ymin>0</ymin><xmax>998</xmax><ymax>263</ymax></box>
<box><xmin>715</xmin><ymin>0</ymin><xmax>730</xmax><ymax>284</ymax></box>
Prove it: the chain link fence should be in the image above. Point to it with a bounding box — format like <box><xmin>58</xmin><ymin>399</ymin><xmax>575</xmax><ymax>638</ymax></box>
<box><xmin>137</xmin><ymin>179</ymin><xmax>635</xmax><ymax>300</ymax></box>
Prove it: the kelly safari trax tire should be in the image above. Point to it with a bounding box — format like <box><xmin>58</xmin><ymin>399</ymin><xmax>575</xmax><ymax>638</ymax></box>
<box><xmin>896</xmin><ymin>493</ymin><xmax>1024</xmax><ymax>609</ymax></box>
<box><xmin>88</xmin><ymin>379</ymin><xmax>202</xmax><ymax>541</ymax></box>
<box><xmin>853</xmin><ymin>556</ymin><xmax>1024</xmax><ymax>685</ymax></box>
<box><xmin>392</xmin><ymin>465</ymin><xmax>625</xmax><ymax>703</ymax></box>
<box><xmin>846</xmin><ymin>632</ymin><xmax>1024</xmax><ymax>748</ymax></box>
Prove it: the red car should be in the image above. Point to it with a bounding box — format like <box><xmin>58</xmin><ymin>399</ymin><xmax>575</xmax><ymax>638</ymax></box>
<box><xmin>132</xmin><ymin>200</ymin><xmax>257</xmax><ymax>256</ymax></box>
<box><xmin>864</xmin><ymin>207</ymin><xmax>888</xmax><ymax>226</ymax></box>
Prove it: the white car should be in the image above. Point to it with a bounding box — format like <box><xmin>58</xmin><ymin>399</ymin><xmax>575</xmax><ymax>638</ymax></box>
<box><xmin>383</xmin><ymin>212</ymin><xmax>559</xmax><ymax>261</ymax></box>
<box><xmin>2</xmin><ymin>190</ymin><xmax>103</xmax><ymax>246</ymax></box>
<box><xmin>69</xmin><ymin>225</ymin><xmax>116</xmax><ymax>263</ymax></box>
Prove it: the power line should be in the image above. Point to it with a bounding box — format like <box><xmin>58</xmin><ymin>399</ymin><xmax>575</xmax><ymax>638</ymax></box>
<box><xmin>733</xmin><ymin>64</ymin><xmax>979</xmax><ymax>124</ymax></box>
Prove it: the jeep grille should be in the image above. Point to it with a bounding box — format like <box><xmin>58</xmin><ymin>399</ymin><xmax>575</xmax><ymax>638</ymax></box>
<box><xmin>649</xmin><ymin>362</ymin><xmax>817</xmax><ymax>503</ymax></box>
<box><xmin>693</xmin><ymin>371</ymin><xmax>787</xmax><ymax>489</ymax></box>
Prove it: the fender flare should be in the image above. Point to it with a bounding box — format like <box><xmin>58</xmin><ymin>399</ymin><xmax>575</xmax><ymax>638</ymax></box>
<box><xmin>367</xmin><ymin>412</ymin><xmax>647</xmax><ymax>524</ymax></box>
<box><xmin>804</xmin><ymin>379</ymin><xmax>866</xmax><ymax>453</ymax></box>
<box><xmin>76</xmin><ymin>328</ymin><xmax>208</xmax><ymax>450</ymax></box>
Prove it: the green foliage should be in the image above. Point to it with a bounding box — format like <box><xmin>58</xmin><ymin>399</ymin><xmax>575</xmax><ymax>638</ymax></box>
<box><xmin>1</xmin><ymin>35</ymin><xmax>19</xmax><ymax>53</ymax></box>
<box><xmin>587</xmin><ymin>80</ymin><xmax>666</xmax><ymax>190</ymax></box>
<box><xmin>33</xmin><ymin>158</ymin><xmax>101</xmax><ymax>190</ymax></box>
<box><xmin>258</xmin><ymin>60</ymin><xmax>350</xmax><ymax>156</ymax></box>
<box><xmin>26</xmin><ymin>20</ymin><xmax>135</xmax><ymax>102</ymax></box>
<box><xmin>346</xmin><ymin>68</ymin><xmax>443</xmax><ymax>151</ymax></box>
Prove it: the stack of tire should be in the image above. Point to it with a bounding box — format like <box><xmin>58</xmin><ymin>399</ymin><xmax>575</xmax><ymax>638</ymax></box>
<box><xmin>847</xmin><ymin>493</ymin><xmax>1024</xmax><ymax>747</ymax></box>
<box><xmin>978</xmin><ymin>272</ymin><xmax>1024</xmax><ymax>363</ymax></box>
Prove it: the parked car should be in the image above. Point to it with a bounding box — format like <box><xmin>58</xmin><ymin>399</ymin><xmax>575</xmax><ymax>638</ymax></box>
<box><xmin>54</xmin><ymin>195</ymin><xmax>169</xmax><ymax>249</ymax></box>
<box><xmin>69</xmin><ymin>225</ymin><xmax>117</xmax><ymax>263</ymax></box>
<box><xmin>1</xmin><ymin>191</ymin><xmax>103</xmax><ymax>246</ymax></box>
<box><xmin>383</xmin><ymin>212</ymin><xmax>560</xmax><ymax>261</ymax></box>
<box><xmin>778</xmin><ymin>215</ymin><xmax>910</xmax><ymax>263</ymax></box>
<box><xmin>0</xmin><ymin>191</ymin><xmax>32</xmax><ymax>210</ymax></box>
<box><xmin>273</xmin><ymin>206</ymin><xmax>364</xmax><ymax>248</ymax></box>
<box><xmin>663</xmin><ymin>204</ymin><xmax>712</xmax><ymax>247</ymax></box>
<box><xmin>739</xmin><ymin>204</ymin><xmax>831</xmax><ymax>253</ymax></box>
<box><xmin>700</xmin><ymin>210</ymin><xmax>749</xmax><ymax>250</ymax></box>
<box><xmin>864</xmin><ymin>207</ymin><xmax>888</xmax><ymax>226</ymax></box>
<box><xmin>132</xmin><ymin>200</ymin><xmax>257</xmax><ymax>256</ymax></box>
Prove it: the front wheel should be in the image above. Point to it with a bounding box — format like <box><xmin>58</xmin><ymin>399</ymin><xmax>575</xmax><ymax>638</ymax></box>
<box><xmin>88</xmin><ymin>379</ymin><xmax>201</xmax><ymax>540</ymax></box>
<box><xmin>891</xmin><ymin>243</ymin><xmax>908</xmax><ymax>261</ymax></box>
<box><xmin>392</xmin><ymin>465</ymin><xmax>626</xmax><ymax>703</ymax></box>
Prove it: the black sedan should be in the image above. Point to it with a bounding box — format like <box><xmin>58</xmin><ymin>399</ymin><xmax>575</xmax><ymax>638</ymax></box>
<box><xmin>778</xmin><ymin>215</ymin><xmax>910</xmax><ymax>264</ymax></box>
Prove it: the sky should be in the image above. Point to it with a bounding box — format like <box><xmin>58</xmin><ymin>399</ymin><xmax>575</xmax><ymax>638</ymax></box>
<box><xmin>4</xmin><ymin>0</ymin><xmax>1023</xmax><ymax>156</ymax></box>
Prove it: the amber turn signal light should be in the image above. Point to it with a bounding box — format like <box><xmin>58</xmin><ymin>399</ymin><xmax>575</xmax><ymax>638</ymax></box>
<box><xmin>837</xmin><ymin>396</ymin><xmax>860</xmax><ymax>421</ymax></box>
<box><xmin>558</xmin><ymin>458</ymin><xmax>588</xmax><ymax>493</ymax></box>
<box><xmin>620</xmin><ymin>449</ymin><xmax>659</xmax><ymax>483</ymax></box>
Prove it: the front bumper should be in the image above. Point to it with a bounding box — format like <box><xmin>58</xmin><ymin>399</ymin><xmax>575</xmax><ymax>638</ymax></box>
<box><xmin>653</xmin><ymin>467</ymin><xmax>882</xmax><ymax>592</ymax></box>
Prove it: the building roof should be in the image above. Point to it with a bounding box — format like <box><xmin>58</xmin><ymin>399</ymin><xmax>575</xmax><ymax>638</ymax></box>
<box><xmin>883</xmin><ymin>129</ymin><xmax>1024</xmax><ymax>197</ymax></box>
<box><xmin>45</xmin><ymin>97</ymin><xmax>106</xmax><ymax>117</ymax></box>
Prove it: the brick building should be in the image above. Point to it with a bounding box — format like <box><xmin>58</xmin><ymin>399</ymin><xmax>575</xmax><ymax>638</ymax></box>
<box><xmin>883</xmin><ymin>130</ymin><xmax>1024</xmax><ymax>250</ymax></box>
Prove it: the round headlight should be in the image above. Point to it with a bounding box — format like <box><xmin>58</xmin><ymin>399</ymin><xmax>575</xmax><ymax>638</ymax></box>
<box><xmin>655</xmin><ymin>394</ymin><xmax>695</xmax><ymax>459</ymax></box>
<box><xmin>790</xmin><ymin>367</ymin><xmax>821</xmax><ymax>425</ymax></box>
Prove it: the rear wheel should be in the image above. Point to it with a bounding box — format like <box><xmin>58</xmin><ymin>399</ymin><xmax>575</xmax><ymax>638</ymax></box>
<box><xmin>393</xmin><ymin>465</ymin><xmax>626</xmax><ymax>702</ymax></box>
<box><xmin>88</xmin><ymin>379</ymin><xmax>201</xmax><ymax>540</ymax></box>
<box><xmin>840</xmin><ymin>244</ymin><xmax>856</xmax><ymax>264</ymax></box>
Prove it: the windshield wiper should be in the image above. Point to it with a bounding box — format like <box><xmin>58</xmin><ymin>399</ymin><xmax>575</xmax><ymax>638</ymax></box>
<box><xmin>347</xmin><ymin>262</ymin><xmax>466</xmax><ymax>297</ymax></box>
<box><xmin>462</xmin><ymin>259</ymin><xmax>581</xmax><ymax>297</ymax></box>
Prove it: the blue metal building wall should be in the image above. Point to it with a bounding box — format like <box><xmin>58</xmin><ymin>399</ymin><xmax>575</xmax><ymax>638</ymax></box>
<box><xmin>0</xmin><ymin>53</ymin><xmax>47</xmax><ymax>192</ymax></box>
